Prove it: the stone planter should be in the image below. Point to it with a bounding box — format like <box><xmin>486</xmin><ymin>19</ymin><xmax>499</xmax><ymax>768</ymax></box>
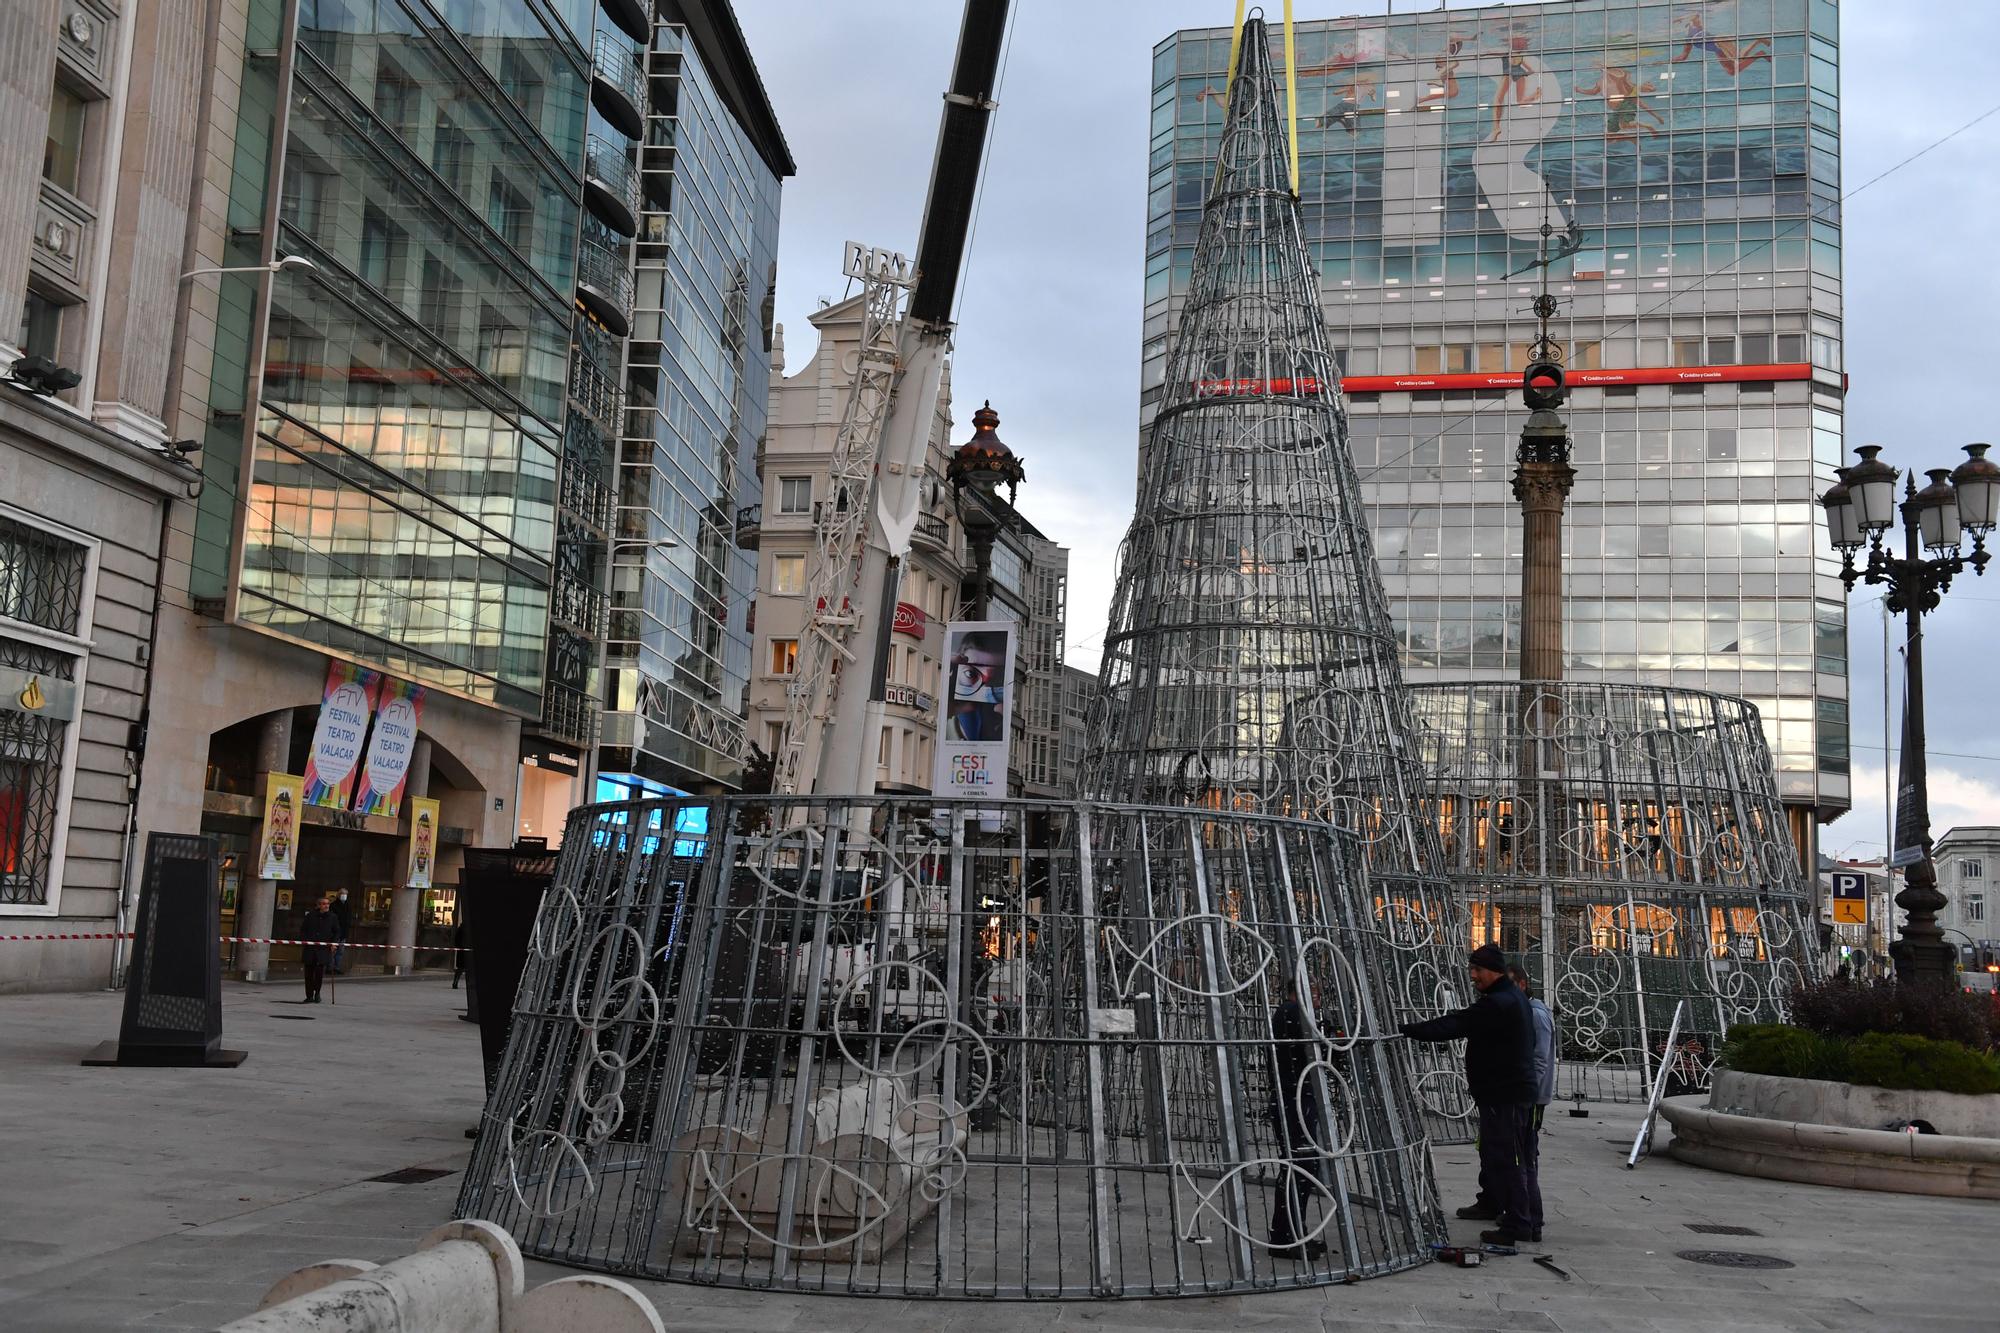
<box><xmin>1660</xmin><ymin>1070</ymin><xmax>2000</xmax><ymax>1200</ymax></box>
<box><xmin>1708</xmin><ymin>1069</ymin><xmax>2000</xmax><ymax>1138</ymax></box>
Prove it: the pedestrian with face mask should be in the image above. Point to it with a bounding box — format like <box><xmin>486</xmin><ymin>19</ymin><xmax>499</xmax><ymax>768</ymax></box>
<box><xmin>298</xmin><ymin>896</ymin><xmax>338</xmax><ymax>1003</ymax></box>
<box><xmin>329</xmin><ymin>887</ymin><xmax>353</xmax><ymax>973</ymax></box>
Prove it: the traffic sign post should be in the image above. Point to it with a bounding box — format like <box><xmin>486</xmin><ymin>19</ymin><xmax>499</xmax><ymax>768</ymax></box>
<box><xmin>1831</xmin><ymin>870</ymin><xmax>1868</xmax><ymax>926</ymax></box>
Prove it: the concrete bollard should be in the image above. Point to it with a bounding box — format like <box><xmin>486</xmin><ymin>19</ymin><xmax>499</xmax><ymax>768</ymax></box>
<box><xmin>220</xmin><ymin>1219</ymin><xmax>662</xmax><ymax>1333</ymax></box>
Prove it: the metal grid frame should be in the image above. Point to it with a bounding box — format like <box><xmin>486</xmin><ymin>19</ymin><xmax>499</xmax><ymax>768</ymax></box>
<box><xmin>1409</xmin><ymin>680</ymin><xmax>1816</xmax><ymax>1103</ymax></box>
<box><xmin>455</xmin><ymin>794</ymin><xmax>1448</xmax><ymax>1298</ymax></box>
<box><xmin>1081</xmin><ymin>18</ymin><xmax>1468</xmax><ymax>1140</ymax></box>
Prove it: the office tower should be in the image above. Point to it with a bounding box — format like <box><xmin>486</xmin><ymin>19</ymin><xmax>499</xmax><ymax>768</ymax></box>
<box><xmin>0</xmin><ymin>1</ymin><xmax>786</xmax><ymax>992</ymax></box>
<box><xmin>1146</xmin><ymin>1</ymin><xmax>1848</xmax><ymax>862</ymax></box>
<box><xmin>595</xmin><ymin>4</ymin><xmax>792</xmax><ymax>804</ymax></box>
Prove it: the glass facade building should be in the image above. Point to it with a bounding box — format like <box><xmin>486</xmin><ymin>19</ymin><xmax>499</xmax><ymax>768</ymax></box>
<box><xmin>598</xmin><ymin>7</ymin><xmax>789</xmax><ymax>794</ymax></box>
<box><xmin>194</xmin><ymin>0</ymin><xmax>598</xmax><ymax>718</ymax></box>
<box><xmin>1146</xmin><ymin>0</ymin><xmax>1849</xmax><ymax>841</ymax></box>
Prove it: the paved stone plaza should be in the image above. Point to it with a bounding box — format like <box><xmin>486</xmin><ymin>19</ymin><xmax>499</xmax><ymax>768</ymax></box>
<box><xmin>0</xmin><ymin>977</ymin><xmax>1991</xmax><ymax>1332</ymax></box>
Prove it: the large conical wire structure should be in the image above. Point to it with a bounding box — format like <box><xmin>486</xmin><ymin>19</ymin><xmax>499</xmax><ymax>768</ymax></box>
<box><xmin>1082</xmin><ymin>21</ymin><xmax>1472</xmax><ymax>1141</ymax></box>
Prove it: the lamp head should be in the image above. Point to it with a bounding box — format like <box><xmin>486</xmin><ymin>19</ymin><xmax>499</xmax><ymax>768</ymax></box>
<box><xmin>1844</xmin><ymin>444</ymin><xmax>1900</xmax><ymax>531</ymax></box>
<box><xmin>1950</xmin><ymin>443</ymin><xmax>2000</xmax><ymax>535</ymax></box>
<box><xmin>1913</xmin><ymin>468</ymin><xmax>1963</xmax><ymax>554</ymax></box>
<box><xmin>1820</xmin><ymin>468</ymin><xmax>1862</xmax><ymax>552</ymax></box>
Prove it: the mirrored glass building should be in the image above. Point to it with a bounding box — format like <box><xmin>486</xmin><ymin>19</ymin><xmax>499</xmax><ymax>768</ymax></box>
<box><xmin>1145</xmin><ymin>0</ymin><xmax>1848</xmax><ymax>863</ymax></box>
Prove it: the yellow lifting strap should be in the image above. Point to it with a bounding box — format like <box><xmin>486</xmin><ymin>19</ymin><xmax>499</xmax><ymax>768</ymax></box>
<box><xmin>1283</xmin><ymin>0</ymin><xmax>1300</xmax><ymax>195</ymax></box>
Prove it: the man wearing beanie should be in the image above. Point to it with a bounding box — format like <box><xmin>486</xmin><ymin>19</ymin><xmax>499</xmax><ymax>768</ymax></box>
<box><xmin>1397</xmin><ymin>943</ymin><xmax>1542</xmax><ymax>1245</ymax></box>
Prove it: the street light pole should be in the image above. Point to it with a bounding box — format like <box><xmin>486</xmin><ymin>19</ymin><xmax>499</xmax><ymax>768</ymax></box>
<box><xmin>1823</xmin><ymin>443</ymin><xmax>2000</xmax><ymax>988</ymax></box>
<box><xmin>947</xmin><ymin>401</ymin><xmax>1026</xmax><ymax>619</ymax></box>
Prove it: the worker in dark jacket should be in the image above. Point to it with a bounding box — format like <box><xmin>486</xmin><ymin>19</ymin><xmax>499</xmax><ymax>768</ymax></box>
<box><xmin>298</xmin><ymin>896</ymin><xmax>339</xmax><ymax>1003</ymax></box>
<box><xmin>1267</xmin><ymin>976</ymin><xmax>1329</xmax><ymax>1257</ymax></box>
<box><xmin>1398</xmin><ymin>943</ymin><xmax>1540</xmax><ymax>1244</ymax></box>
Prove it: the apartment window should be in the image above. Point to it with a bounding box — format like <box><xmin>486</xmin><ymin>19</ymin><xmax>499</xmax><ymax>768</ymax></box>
<box><xmin>0</xmin><ymin>512</ymin><xmax>92</xmax><ymax>910</ymax></box>
<box><xmin>762</xmin><ymin>721</ymin><xmax>783</xmax><ymax>754</ymax></box>
<box><xmin>42</xmin><ymin>83</ymin><xmax>87</xmax><ymax>195</ymax></box>
<box><xmin>1968</xmin><ymin>893</ymin><xmax>1986</xmax><ymax>924</ymax></box>
<box><xmin>877</xmin><ymin>726</ymin><xmax>891</xmax><ymax>767</ymax></box>
<box><xmin>778</xmin><ymin>477</ymin><xmax>811</xmax><ymax>515</ymax></box>
<box><xmin>18</xmin><ymin>292</ymin><xmax>63</xmax><ymax>360</ymax></box>
<box><xmin>1965</xmin><ymin>859</ymin><xmax>1985</xmax><ymax>880</ymax></box>
<box><xmin>772</xmin><ymin>555</ymin><xmax>805</xmax><ymax>595</ymax></box>
<box><xmin>769</xmin><ymin>638</ymin><xmax>798</xmax><ymax>675</ymax></box>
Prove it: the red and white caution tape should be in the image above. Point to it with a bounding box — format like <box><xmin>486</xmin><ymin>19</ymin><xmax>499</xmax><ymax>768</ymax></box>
<box><xmin>0</xmin><ymin>931</ymin><xmax>468</xmax><ymax>952</ymax></box>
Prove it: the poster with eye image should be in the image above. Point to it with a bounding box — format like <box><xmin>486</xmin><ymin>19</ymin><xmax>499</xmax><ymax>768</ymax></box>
<box><xmin>933</xmin><ymin>620</ymin><xmax>1016</xmax><ymax>806</ymax></box>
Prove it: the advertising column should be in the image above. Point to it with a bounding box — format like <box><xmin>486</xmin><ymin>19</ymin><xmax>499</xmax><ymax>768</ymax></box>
<box><xmin>933</xmin><ymin>621</ymin><xmax>1017</xmax><ymax>827</ymax></box>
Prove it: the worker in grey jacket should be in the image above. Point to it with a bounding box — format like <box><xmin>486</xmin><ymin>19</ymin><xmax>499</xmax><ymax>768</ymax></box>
<box><xmin>1509</xmin><ymin>965</ymin><xmax>1554</xmax><ymax>1239</ymax></box>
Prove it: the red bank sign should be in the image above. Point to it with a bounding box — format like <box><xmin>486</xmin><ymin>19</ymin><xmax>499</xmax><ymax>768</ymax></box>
<box><xmin>1335</xmin><ymin>363</ymin><xmax>1814</xmax><ymax>394</ymax></box>
<box><xmin>893</xmin><ymin>601</ymin><xmax>927</xmax><ymax>639</ymax></box>
<box><xmin>1186</xmin><ymin>364</ymin><xmax>1816</xmax><ymax>398</ymax></box>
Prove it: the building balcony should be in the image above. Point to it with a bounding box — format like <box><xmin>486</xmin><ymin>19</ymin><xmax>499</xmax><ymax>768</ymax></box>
<box><xmin>590</xmin><ymin>29</ymin><xmax>647</xmax><ymax>139</ymax></box>
<box><xmin>735</xmin><ymin>504</ymin><xmax>761</xmax><ymax>550</ymax></box>
<box><xmin>599</xmin><ymin>0</ymin><xmax>650</xmax><ymax>43</ymax></box>
<box><xmin>567</xmin><ymin>331</ymin><xmax>622</xmax><ymax>428</ymax></box>
<box><xmin>561</xmin><ymin>452</ymin><xmax>614</xmax><ymax>533</ymax></box>
<box><xmin>575</xmin><ymin>228</ymin><xmax>633</xmax><ymax>338</ymax></box>
<box><xmin>539</xmin><ymin>680</ymin><xmax>599</xmax><ymax>749</ymax></box>
<box><xmin>583</xmin><ymin>134</ymin><xmax>641</xmax><ymax>237</ymax></box>
<box><xmin>912</xmin><ymin>511</ymin><xmax>953</xmax><ymax>555</ymax></box>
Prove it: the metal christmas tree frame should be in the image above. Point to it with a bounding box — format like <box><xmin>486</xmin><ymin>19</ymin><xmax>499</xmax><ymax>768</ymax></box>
<box><xmin>456</xmin><ymin>794</ymin><xmax>1446</xmax><ymax>1297</ymax></box>
<box><xmin>1082</xmin><ymin>20</ymin><xmax>1468</xmax><ymax>1138</ymax></box>
<box><xmin>1410</xmin><ymin>681</ymin><xmax>1816</xmax><ymax>1103</ymax></box>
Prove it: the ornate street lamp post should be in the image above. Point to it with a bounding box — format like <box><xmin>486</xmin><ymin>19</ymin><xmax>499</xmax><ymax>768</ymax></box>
<box><xmin>946</xmin><ymin>400</ymin><xmax>1025</xmax><ymax>618</ymax></box>
<box><xmin>1821</xmin><ymin>442</ymin><xmax>2000</xmax><ymax>987</ymax></box>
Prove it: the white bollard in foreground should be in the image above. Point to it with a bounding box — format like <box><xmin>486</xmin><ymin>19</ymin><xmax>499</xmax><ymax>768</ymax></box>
<box><xmin>220</xmin><ymin>1219</ymin><xmax>662</xmax><ymax>1333</ymax></box>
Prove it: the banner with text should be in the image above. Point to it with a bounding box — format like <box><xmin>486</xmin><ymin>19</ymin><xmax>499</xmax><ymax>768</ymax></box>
<box><xmin>933</xmin><ymin>620</ymin><xmax>1016</xmax><ymax>804</ymax></box>
<box><xmin>302</xmin><ymin>662</ymin><xmax>383</xmax><ymax>808</ymax></box>
<box><xmin>406</xmin><ymin>797</ymin><xmax>440</xmax><ymax>889</ymax></box>
<box><xmin>259</xmin><ymin>773</ymin><xmax>303</xmax><ymax>880</ymax></box>
<box><xmin>352</xmin><ymin>678</ymin><xmax>427</xmax><ymax>818</ymax></box>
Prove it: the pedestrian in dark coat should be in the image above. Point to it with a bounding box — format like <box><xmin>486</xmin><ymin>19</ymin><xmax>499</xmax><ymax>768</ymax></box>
<box><xmin>298</xmin><ymin>896</ymin><xmax>339</xmax><ymax>1003</ymax></box>
<box><xmin>1266</xmin><ymin>977</ymin><xmax>1329</xmax><ymax>1257</ymax></box>
<box><xmin>328</xmin><ymin>888</ymin><xmax>354</xmax><ymax>973</ymax></box>
<box><xmin>1398</xmin><ymin>942</ymin><xmax>1540</xmax><ymax>1244</ymax></box>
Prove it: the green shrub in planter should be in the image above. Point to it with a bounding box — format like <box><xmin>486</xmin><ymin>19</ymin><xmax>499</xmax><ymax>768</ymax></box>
<box><xmin>1846</xmin><ymin>1032</ymin><xmax>2000</xmax><ymax>1095</ymax></box>
<box><xmin>1721</xmin><ymin>1023</ymin><xmax>1851</xmax><ymax>1081</ymax></box>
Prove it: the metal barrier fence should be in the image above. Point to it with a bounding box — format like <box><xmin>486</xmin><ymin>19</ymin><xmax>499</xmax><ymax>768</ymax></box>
<box><xmin>456</xmin><ymin>795</ymin><xmax>1448</xmax><ymax>1298</ymax></box>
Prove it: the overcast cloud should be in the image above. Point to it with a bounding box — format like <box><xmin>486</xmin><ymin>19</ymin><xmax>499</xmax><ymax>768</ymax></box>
<box><xmin>733</xmin><ymin>1</ymin><xmax>2000</xmax><ymax>841</ymax></box>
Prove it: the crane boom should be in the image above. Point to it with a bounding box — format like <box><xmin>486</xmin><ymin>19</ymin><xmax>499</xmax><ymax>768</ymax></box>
<box><xmin>778</xmin><ymin>0</ymin><xmax>1011</xmax><ymax>799</ymax></box>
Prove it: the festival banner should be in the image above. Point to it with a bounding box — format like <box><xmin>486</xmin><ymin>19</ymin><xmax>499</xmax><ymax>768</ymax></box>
<box><xmin>351</xmin><ymin>678</ymin><xmax>427</xmax><ymax>818</ymax></box>
<box><xmin>933</xmin><ymin>620</ymin><xmax>1016</xmax><ymax>803</ymax></box>
<box><xmin>259</xmin><ymin>773</ymin><xmax>303</xmax><ymax>880</ymax></box>
<box><xmin>406</xmin><ymin>797</ymin><xmax>440</xmax><ymax>890</ymax></box>
<box><xmin>302</xmin><ymin>661</ymin><xmax>383</xmax><ymax>808</ymax></box>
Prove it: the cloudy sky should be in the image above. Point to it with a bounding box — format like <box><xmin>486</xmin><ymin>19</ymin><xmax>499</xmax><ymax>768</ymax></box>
<box><xmin>733</xmin><ymin>1</ymin><xmax>2000</xmax><ymax>848</ymax></box>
